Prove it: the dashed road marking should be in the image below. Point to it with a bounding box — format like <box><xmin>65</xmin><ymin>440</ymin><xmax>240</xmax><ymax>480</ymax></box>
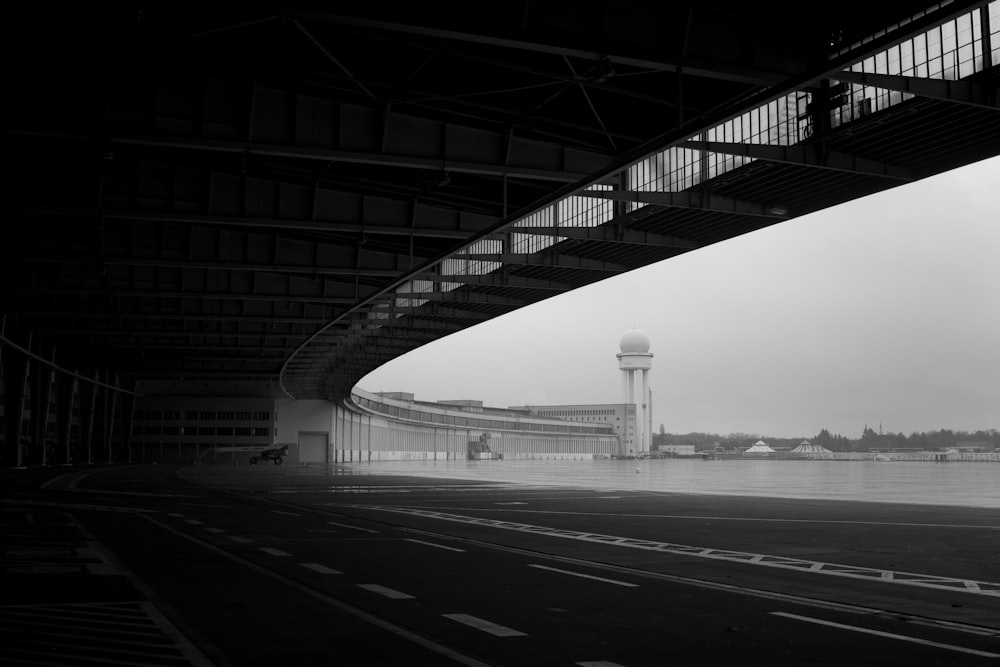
<box><xmin>184</xmin><ymin>519</ymin><xmax>203</xmax><ymax>526</ymax></box>
<box><xmin>258</xmin><ymin>547</ymin><xmax>291</xmax><ymax>557</ymax></box>
<box><xmin>327</xmin><ymin>520</ymin><xmax>378</xmax><ymax>533</ymax></box>
<box><xmin>577</xmin><ymin>662</ymin><xmax>626</xmax><ymax>667</ymax></box>
<box><xmin>301</xmin><ymin>562</ymin><xmax>341</xmax><ymax>575</ymax></box>
<box><xmin>405</xmin><ymin>539</ymin><xmax>465</xmax><ymax>552</ymax></box>
<box><xmin>362</xmin><ymin>506</ymin><xmax>1000</xmax><ymax>598</ymax></box>
<box><xmin>358</xmin><ymin>584</ymin><xmax>414</xmax><ymax>599</ymax></box>
<box><xmin>205</xmin><ymin>527</ymin><xmax>225</xmax><ymax>534</ymax></box>
<box><xmin>229</xmin><ymin>536</ymin><xmax>252</xmax><ymax>544</ymax></box>
<box><xmin>529</xmin><ymin>564</ymin><xmax>637</xmax><ymax>587</ymax></box>
<box><xmin>270</xmin><ymin>510</ymin><xmax>302</xmax><ymax>517</ymax></box>
<box><xmin>442</xmin><ymin>613</ymin><xmax>526</xmax><ymax>637</ymax></box>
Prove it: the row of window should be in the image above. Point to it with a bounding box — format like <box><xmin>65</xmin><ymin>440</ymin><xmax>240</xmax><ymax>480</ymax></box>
<box><xmin>537</xmin><ymin>409</ymin><xmax>617</xmax><ymax>417</ymax></box>
<box><xmin>135</xmin><ymin>426</ymin><xmax>270</xmax><ymax>437</ymax></box>
<box><xmin>135</xmin><ymin>410</ymin><xmax>271</xmax><ymax>421</ymax></box>
<box><xmin>354</xmin><ymin>397</ymin><xmax>615</xmax><ymax>435</ymax></box>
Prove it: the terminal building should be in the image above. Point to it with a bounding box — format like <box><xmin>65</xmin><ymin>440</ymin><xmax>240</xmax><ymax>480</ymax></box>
<box><xmin>120</xmin><ymin>330</ymin><xmax>656</xmax><ymax>464</ymax></box>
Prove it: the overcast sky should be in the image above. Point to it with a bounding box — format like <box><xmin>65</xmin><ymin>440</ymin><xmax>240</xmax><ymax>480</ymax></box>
<box><xmin>360</xmin><ymin>155</ymin><xmax>1000</xmax><ymax>439</ymax></box>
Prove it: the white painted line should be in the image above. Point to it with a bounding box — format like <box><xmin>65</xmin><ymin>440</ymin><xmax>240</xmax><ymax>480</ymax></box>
<box><xmin>301</xmin><ymin>563</ymin><xmax>342</xmax><ymax>575</ymax></box>
<box><xmin>577</xmin><ymin>662</ymin><xmax>626</xmax><ymax>667</ymax></box>
<box><xmin>366</xmin><ymin>506</ymin><xmax>1000</xmax><ymax>598</ymax></box>
<box><xmin>167</xmin><ymin>513</ymin><xmax>185</xmax><ymax>518</ymax></box>
<box><xmin>205</xmin><ymin>527</ymin><xmax>225</xmax><ymax>534</ymax></box>
<box><xmin>495</xmin><ymin>502</ymin><xmax>527</xmax><ymax>505</ymax></box>
<box><xmin>770</xmin><ymin>612</ymin><xmax>1000</xmax><ymax>658</ymax></box>
<box><xmin>327</xmin><ymin>520</ymin><xmax>378</xmax><ymax>533</ymax></box>
<box><xmin>529</xmin><ymin>564</ymin><xmax>638</xmax><ymax>588</ymax></box>
<box><xmin>406</xmin><ymin>538</ymin><xmax>466</xmax><ymax>553</ymax></box>
<box><xmin>184</xmin><ymin>519</ymin><xmax>204</xmax><ymax>525</ymax></box>
<box><xmin>443</xmin><ymin>613</ymin><xmax>526</xmax><ymax>637</ymax></box>
<box><xmin>229</xmin><ymin>536</ymin><xmax>252</xmax><ymax>544</ymax></box>
<box><xmin>270</xmin><ymin>510</ymin><xmax>302</xmax><ymax>517</ymax></box>
<box><xmin>358</xmin><ymin>584</ymin><xmax>414</xmax><ymax>599</ymax></box>
<box><xmin>258</xmin><ymin>547</ymin><xmax>291</xmax><ymax>557</ymax></box>
<box><xmin>137</xmin><ymin>514</ymin><xmax>492</xmax><ymax>667</ymax></box>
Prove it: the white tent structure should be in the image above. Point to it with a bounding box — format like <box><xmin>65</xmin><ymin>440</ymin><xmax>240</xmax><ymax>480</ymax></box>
<box><xmin>743</xmin><ymin>440</ymin><xmax>776</xmax><ymax>454</ymax></box>
<box><xmin>791</xmin><ymin>440</ymin><xmax>833</xmax><ymax>456</ymax></box>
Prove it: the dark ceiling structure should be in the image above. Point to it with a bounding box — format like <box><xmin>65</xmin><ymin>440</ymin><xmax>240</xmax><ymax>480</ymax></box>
<box><xmin>3</xmin><ymin>1</ymin><xmax>999</xmax><ymax>402</ymax></box>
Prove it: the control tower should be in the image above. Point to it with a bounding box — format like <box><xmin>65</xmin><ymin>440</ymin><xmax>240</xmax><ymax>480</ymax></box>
<box><xmin>617</xmin><ymin>329</ymin><xmax>653</xmax><ymax>455</ymax></box>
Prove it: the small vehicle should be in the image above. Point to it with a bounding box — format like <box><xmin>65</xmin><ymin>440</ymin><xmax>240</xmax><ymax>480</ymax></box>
<box><xmin>249</xmin><ymin>445</ymin><xmax>288</xmax><ymax>465</ymax></box>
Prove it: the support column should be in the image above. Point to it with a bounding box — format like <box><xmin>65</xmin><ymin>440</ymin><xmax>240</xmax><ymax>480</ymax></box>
<box><xmin>55</xmin><ymin>373</ymin><xmax>78</xmax><ymax>465</ymax></box>
<box><xmin>641</xmin><ymin>369</ymin><xmax>650</xmax><ymax>454</ymax></box>
<box><xmin>31</xmin><ymin>344</ymin><xmax>55</xmax><ymax>466</ymax></box>
<box><xmin>104</xmin><ymin>371</ymin><xmax>118</xmax><ymax>464</ymax></box>
<box><xmin>2</xmin><ymin>339</ymin><xmax>28</xmax><ymax>467</ymax></box>
<box><xmin>79</xmin><ymin>371</ymin><xmax>98</xmax><ymax>464</ymax></box>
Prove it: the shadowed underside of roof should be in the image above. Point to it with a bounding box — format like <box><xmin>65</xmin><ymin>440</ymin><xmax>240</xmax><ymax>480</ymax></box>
<box><xmin>2</xmin><ymin>1</ymin><xmax>999</xmax><ymax>401</ymax></box>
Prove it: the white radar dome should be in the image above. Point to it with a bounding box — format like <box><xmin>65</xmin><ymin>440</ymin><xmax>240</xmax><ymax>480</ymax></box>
<box><xmin>619</xmin><ymin>329</ymin><xmax>651</xmax><ymax>354</ymax></box>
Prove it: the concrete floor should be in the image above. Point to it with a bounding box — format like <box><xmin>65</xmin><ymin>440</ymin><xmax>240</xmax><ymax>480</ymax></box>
<box><xmin>3</xmin><ymin>462</ymin><xmax>999</xmax><ymax>666</ymax></box>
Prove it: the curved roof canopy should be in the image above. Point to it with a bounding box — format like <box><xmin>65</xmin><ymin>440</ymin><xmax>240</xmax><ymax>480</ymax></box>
<box><xmin>3</xmin><ymin>1</ymin><xmax>999</xmax><ymax>401</ymax></box>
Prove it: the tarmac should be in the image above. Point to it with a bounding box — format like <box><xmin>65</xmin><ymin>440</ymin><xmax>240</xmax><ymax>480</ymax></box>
<box><xmin>3</xmin><ymin>462</ymin><xmax>1000</xmax><ymax>666</ymax></box>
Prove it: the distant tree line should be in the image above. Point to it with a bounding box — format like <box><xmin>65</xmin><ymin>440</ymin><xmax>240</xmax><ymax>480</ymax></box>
<box><xmin>652</xmin><ymin>426</ymin><xmax>1000</xmax><ymax>452</ymax></box>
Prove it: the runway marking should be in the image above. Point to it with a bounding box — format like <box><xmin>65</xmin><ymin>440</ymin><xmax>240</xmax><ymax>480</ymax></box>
<box><xmin>406</xmin><ymin>506</ymin><xmax>1000</xmax><ymax>531</ymax></box>
<box><xmin>327</xmin><ymin>520</ymin><xmax>379</xmax><ymax>533</ymax></box>
<box><xmin>443</xmin><ymin>613</ymin><xmax>526</xmax><ymax>637</ymax></box>
<box><xmin>258</xmin><ymin>547</ymin><xmax>291</xmax><ymax>557</ymax></box>
<box><xmin>529</xmin><ymin>564</ymin><xmax>637</xmax><ymax>587</ymax></box>
<box><xmin>406</xmin><ymin>538</ymin><xmax>465</xmax><ymax>552</ymax></box>
<box><xmin>771</xmin><ymin>612</ymin><xmax>1000</xmax><ymax>658</ymax></box>
<box><xmin>137</xmin><ymin>514</ymin><xmax>493</xmax><ymax>667</ymax></box>
<box><xmin>301</xmin><ymin>562</ymin><xmax>341</xmax><ymax>575</ymax></box>
<box><xmin>359</xmin><ymin>506</ymin><xmax>1000</xmax><ymax>598</ymax></box>
<box><xmin>358</xmin><ymin>584</ymin><xmax>414</xmax><ymax>599</ymax></box>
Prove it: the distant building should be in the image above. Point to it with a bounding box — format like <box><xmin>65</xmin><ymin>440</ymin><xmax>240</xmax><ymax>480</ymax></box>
<box><xmin>953</xmin><ymin>441</ymin><xmax>994</xmax><ymax>452</ymax></box>
<box><xmin>514</xmin><ymin>403</ymin><xmax>636</xmax><ymax>456</ymax></box>
<box><xmin>743</xmin><ymin>440</ymin><xmax>776</xmax><ymax>455</ymax></box>
<box><xmin>791</xmin><ymin>440</ymin><xmax>833</xmax><ymax>455</ymax></box>
<box><xmin>658</xmin><ymin>444</ymin><xmax>696</xmax><ymax>457</ymax></box>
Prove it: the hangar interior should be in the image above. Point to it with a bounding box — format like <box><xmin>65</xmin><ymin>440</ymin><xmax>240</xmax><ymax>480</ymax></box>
<box><xmin>2</xmin><ymin>2</ymin><xmax>999</xmax><ymax>465</ymax></box>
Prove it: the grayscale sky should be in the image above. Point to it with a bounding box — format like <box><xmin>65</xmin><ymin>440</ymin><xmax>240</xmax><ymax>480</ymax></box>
<box><xmin>360</xmin><ymin>155</ymin><xmax>1000</xmax><ymax>439</ymax></box>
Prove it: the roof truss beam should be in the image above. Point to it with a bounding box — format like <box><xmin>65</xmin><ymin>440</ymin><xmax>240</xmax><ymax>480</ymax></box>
<box><xmin>510</xmin><ymin>225</ymin><xmax>700</xmax><ymax>249</ymax></box>
<box><xmin>113</xmin><ymin>133</ymin><xmax>603</xmax><ymax>184</ymax></box>
<box><xmin>579</xmin><ymin>188</ymin><xmax>790</xmax><ymax>218</ymax></box>
<box><xmin>835</xmin><ymin>70</ymin><xmax>998</xmax><ymax>111</ymax></box>
<box><xmin>415</xmin><ymin>272</ymin><xmax>572</xmax><ymax>291</ymax></box>
<box><xmin>680</xmin><ymin>141</ymin><xmax>916</xmax><ymax>181</ymax></box>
